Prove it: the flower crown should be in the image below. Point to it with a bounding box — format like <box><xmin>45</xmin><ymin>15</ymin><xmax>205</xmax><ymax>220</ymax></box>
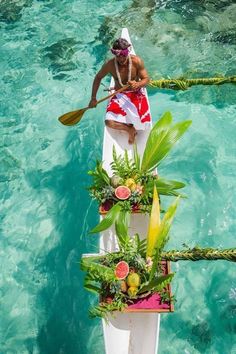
<box><xmin>110</xmin><ymin>47</ymin><xmax>130</xmax><ymax>57</ymax></box>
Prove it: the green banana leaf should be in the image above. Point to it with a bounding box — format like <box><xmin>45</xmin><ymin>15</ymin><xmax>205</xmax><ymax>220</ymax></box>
<box><xmin>141</xmin><ymin>112</ymin><xmax>192</xmax><ymax>172</ymax></box>
<box><xmin>138</xmin><ymin>273</ymin><xmax>174</xmax><ymax>294</ymax></box>
<box><xmin>149</xmin><ymin>197</ymin><xmax>179</xmax><ymax>280</ymax></box>
<box><xmin>115</xmin><ymin>209</ymin><xmax>130</xmax><ymax>249</ymax></box>
<box><xmin>90</xmin><ymin>203</ymin><xmax>122</xmax><ymax>234</ymax></box>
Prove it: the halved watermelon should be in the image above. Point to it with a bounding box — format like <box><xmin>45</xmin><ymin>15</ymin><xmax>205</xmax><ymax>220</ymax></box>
<box><xmin>114</xmin><ymin>261</ymin><xmax>129</xmax><ymax>279</ymax></box>
<box><xmin>115</xmin><ymin>186</ymin><xmax>131</xmax><ymax>200</ymax></box>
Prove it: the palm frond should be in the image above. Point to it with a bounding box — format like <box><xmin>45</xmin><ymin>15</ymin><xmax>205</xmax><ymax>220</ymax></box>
<box><xmin>141</xmin><ymin>112</ymin><xmax>192</xmax><ymax>172</ymax></box>
<box><xmin>138</xmin><ymin>274</ymin><xmax>174</xmax><ymax>294</ymax></box>
<box><xmin>161</xmin><ymin>247</ymin><xmax>236</xmax><ymax>262</ymax></box>
<box><xmin>81</xmin><ymin>258</ymin><xmax>116</xmax><ymax>282</ymax></box>
<box><xmin>84</xmin><ymin>282</ymin><xmax>101</xmax><ymax>294</ymax></box>
<box><xmin>133</xmin><ymin>234</ymin><xmax>147</xmax><ymax>255</ymax></box>
<box><xmin>88</xmin><ymin>161</ymin><xmax>110</xmax><ymax>188</ymax></box>
<box><xmin>111</xmin><ymin>145</ymin><xmax>137</xmax><ymax>179</ymax></box>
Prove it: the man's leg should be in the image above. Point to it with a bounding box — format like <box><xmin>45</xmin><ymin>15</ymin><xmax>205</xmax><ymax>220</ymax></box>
<box><xmin>105</xmin><ymin>120</ymin><xmax>137</xmax><ymax>144</ymax></box>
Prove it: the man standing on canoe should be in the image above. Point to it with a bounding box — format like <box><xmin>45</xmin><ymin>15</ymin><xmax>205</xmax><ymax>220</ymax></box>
<box><xmin>89</xmin><ymin>38</ymin><xmax>151</xmax><ymax>144</ymax></box>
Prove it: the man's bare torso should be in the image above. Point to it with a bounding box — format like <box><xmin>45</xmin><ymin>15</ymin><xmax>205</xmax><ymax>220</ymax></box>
<box><xmin>100</xmin><ymin>55</ymin><xmax>143</xmax><ymax>90</ymax></box>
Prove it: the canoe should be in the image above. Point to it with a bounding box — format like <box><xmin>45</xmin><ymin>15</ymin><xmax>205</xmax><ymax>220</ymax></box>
<box><xmin>100</xmin><ymin>28</ymin><xmax>161</xmax><ymax>354</ymax></box>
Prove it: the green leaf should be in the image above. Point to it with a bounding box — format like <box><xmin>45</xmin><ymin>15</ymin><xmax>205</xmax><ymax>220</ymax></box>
<box><xmin>138</xmin><ymin>274</ymin><xmax>174</xmax><ymax>294</ymax></box>
<box><xmin>156</xmin><ymin>177</ymin><xmax>186</xmax><ymax>190</ymax></box>
<box><xmin>96</xmin><ymin>161</ymin><xmax>110</xmax><ymax>185</ymax></box>
<box><xmin>133</xmin><ymin>234</ymin><xmax>147</xmax><ymax>255</ymax></box>
<box><xmin>82</xmin><ymin>259</ymin><xmax>116</xmax><ymax>282</ymax></box>
<box><xmin>90</xmin><ymin>203</ymin><xmax>122</xmax><ymax>234</ymax></box>
<box><xmin>124</xmin><ymin>150</ymin><xmax>130</xmax><ymax>170</ymax></box>
<box><xmin>88</xmin><ymin>160</ymin><xmax>110</xmax><ymax>189</ymax></box>
<box><xmin>111</xmin><ymin>145</ymin><xmax>138</xmax><ymax>179</ymax></box>
<box><xmin>115</xmin><ymin>210</ymin><xmax>130</xmax><ymax>249</ymax></box>
<box><xmin>133</xmin><ymin>143</ymin><xmax>140</xmax><ymax>170</ymax></box>
<box><xmin>84</xmin><ymin>282</ymin><xmax>101</xmax><ymax>294</ymax></box>
<box><xmin>146</xmin><ymin>177</ymin><xmax>187</xmax><ymax>198</ymax></box>
<box><xmin>156</xmin><ymin>197</ymin><xmax>179</xmax><ymax>251</ymax></box>
<box><xmin>149</xmin><ymin>197</ymin><xmax>179</xmax><ymax>280</ymax></box>
<box><xmin>141</xmin><ymin>112</ymin><xmax>192</xmax><ymax>172</ymax></box>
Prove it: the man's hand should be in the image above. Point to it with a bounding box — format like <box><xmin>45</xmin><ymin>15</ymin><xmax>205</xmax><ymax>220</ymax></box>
<box><xmin>89</xmin><ymin>98</ymin><xmax>97</xmax><ymax>108</ymax></box>
<box><xmin>128</xmin><ymin>80</ymin><xmax>140</xmax><ymax>90</ymax></box>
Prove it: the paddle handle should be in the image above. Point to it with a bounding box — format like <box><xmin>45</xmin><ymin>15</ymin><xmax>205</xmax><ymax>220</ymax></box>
<box><xmin>96</xmin><ymin>84</ymin><xmax>129</xmax><ymax>105</ymax></box>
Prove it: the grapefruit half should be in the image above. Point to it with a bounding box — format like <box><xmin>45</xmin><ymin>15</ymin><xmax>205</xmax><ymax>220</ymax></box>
<box><xmin>115</xmin><ymin>186</ymin><xmax>131</xmax><ymax>200</ymax></box>
<box><xmin>115</xmin><ymin>261</ymin><xmax>129</xmax><ymax>279</ymax></box>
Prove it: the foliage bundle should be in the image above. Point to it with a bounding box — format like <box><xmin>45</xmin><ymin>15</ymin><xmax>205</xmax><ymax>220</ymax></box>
<box><xmin>88</xmin><ymin>112</ymin><xmax>191</xmax><ymax>234</ymax></box>
<box><xmin>81</xmin><ymin>189</ymin><xmax>177</xmax><ymax>319</ymax></box>
<box><xmin>82</xmin><ymin>110</ymin><xmax>236</xmax><ymax>320</ymax></box>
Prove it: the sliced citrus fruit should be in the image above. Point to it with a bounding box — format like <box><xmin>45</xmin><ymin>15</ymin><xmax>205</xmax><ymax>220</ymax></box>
<box><xmin>114</xmin><ymin>261</ymin><xmax>129</xmax><ymax>279</ymax></box>
<box><xmin>115</xmin><ymin>186</ymin><xmax>131</xmax><ymax>200</ymax></box>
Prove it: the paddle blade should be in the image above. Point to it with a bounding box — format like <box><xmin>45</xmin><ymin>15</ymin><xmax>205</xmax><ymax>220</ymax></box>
<box><xmin>58</xmin><ymin>107</ymin><xmax>89</xmax><ymax>126</ymax></box>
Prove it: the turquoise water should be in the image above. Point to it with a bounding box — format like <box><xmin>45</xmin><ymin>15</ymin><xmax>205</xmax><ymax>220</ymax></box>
<box><xmin>0</xmin><ymin>1</ymin><xmax>236</xmax><ymax>353</ymax></box>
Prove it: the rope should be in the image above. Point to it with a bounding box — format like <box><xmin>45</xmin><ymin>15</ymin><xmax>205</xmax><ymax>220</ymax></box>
<box><xmin>161</xmin><ymin>248</ymin><xmax>236</xmax><ymax>262</ymax></box>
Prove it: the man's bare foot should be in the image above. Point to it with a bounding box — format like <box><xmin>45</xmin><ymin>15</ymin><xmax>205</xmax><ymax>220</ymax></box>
<box><xmin>128</xmin><ymin>126</ymin><xmax>137</xmax><ymax>144</ymax></box>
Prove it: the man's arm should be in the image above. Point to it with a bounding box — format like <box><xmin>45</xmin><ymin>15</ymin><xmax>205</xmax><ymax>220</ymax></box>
<box><xmin>89</xmin><ymin>63</ymin><xmax>110</xmax><ymax>108</ymax></box>
<box><xmin>128</xmin><ymin>57</ymin><xmax>150</xmax><ymax>90</ymax></box>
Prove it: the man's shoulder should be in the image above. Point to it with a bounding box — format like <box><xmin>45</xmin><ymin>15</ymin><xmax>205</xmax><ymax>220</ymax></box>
<box><xmin>103</xmin><ymin>58</ymin><xmax>114</xmax><ymax>68</ymax></box>
<box><xmin>131</xmin><ymin>55</ymin><xmax>143</xmax><ymax>66</ymax></box>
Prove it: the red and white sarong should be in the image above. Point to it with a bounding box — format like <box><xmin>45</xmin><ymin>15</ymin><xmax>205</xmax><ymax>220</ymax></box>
<box><xmin>105</xmin><ymin>88</ymin><xmax>151</xmax><ymax>130</ymax></box>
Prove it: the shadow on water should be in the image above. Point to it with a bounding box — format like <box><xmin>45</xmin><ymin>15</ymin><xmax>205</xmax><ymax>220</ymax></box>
<box><xmin>41</xmin><ymin>38</ymin><xmax>82</xmax><ymax>81</ymax></box>
<box><xmin>0</xmin><ymin>0</ymin><xmax>32</xmax><ymax>24</ymax></box>
<box><xmin>26</xmin><ymin>128</ymin><xmax>104</xmax><ymax>354</ymax></box>
<box><xmin>159</xmin><ymin>264</ymin><xmax>236</xmax><ymax>353</ymax></box>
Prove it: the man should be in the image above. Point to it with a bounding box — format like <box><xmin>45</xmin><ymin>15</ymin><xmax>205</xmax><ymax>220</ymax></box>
<box><xmin>89</xmin><ymin>38</ymin><xmax>151</xmax><ymax>144</ymax></box>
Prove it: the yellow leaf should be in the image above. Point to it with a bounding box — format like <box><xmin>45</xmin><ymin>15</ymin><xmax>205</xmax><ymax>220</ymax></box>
<box><xmin>146</xmin><ymin>185</ymin><xmax>161</xmax><ymax>257</ymax></box>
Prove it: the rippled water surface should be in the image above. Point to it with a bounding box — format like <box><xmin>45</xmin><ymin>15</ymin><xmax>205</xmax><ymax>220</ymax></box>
<box><xmin>1</xmin><ymin>1</ymin><xmax>236</xmax><ymax>353</ymax></box>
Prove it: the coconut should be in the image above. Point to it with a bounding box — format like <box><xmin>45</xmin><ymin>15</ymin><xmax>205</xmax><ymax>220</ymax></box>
<box><xmin>110</xmin><ymin>175</ymin><xmax>122</xmax><ymax>188</ymax></box>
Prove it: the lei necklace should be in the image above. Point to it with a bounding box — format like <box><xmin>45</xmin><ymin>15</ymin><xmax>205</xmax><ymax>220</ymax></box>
<box><xmin>114</xmin><ymin>55</ymin><xmax>132</xmax><ymax>87</ymax></box>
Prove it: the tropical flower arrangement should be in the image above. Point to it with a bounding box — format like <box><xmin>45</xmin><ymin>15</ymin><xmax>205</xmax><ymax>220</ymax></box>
<box><xmin>81</xmin><ymin>186</ymin><xmax>178</xmax><ymax>319</ymax></box>
<box><xmin>88</xmin><ymin>112</ymin><xmax>192</xmax><ymax>234</ymax></box>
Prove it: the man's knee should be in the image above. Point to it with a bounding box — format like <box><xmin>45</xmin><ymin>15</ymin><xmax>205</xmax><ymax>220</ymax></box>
<box><xmin>105</xmin><ymin>120</ymin><xmax>114</xmax><ymax>127</ymax></box>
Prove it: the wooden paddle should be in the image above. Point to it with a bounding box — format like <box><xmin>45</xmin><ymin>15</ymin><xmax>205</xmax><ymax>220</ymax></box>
<box><xmin>58</xmin><ymin>84</ymin><xmax>129</xmax><ymax>126</ymax></box>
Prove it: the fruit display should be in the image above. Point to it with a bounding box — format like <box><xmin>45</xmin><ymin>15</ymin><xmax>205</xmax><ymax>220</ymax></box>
<box><xmin>88</xmin><ymin>115</ymin><xmax>190</xmax><ymax>216</ymax></box>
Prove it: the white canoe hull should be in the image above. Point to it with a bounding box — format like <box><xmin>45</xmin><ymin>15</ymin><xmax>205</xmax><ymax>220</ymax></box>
<box><xmin>100</xmin><ymin>28</ymin><xmax>160</xmax><ymax>354</ymax></box>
